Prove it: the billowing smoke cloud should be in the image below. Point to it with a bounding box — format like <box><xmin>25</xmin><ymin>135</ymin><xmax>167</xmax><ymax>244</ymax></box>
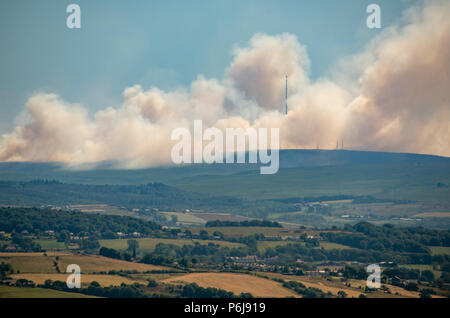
<box><xmin>226</xmin><ymin>32</ymin><xmax>309</xmax><ymax>110</ymax></box>
<box><xmin>1</xmin><ymin>1</ymin><xmax>449</xmax><ymax>167</ymax></box>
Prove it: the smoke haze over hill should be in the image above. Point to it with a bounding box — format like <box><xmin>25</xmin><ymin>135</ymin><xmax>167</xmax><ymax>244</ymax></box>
<box><xmin>0</xmin><ymin>1</ymin><xmax>449</xmax><ymax>168</ymax></box>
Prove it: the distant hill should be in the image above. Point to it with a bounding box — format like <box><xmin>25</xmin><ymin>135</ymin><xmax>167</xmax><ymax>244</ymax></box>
<box><xmin>0</xmin><ymin>149</ymin><xmax>449</xmax><ymax>203</ymax></box>
<box><xmin>0</xmin><ymin>149</ymin><xmax>449</xmax><ymax>184</ymax></box>
<box><xmin>277</xmin><ymin>149</ymin><xmax>450</xmax><ymax>168</ymax></box>
<box><xmin>0</xmin><ymin>150</ymin><xmax>449</xmax><ymax>229</ymax></box>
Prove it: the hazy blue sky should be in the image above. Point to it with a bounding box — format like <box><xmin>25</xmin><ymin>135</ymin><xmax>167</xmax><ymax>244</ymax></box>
<box><xmin>0</xmin><ymin>0</ymin><xmax>418</xmax><ymax>134</ymax></box>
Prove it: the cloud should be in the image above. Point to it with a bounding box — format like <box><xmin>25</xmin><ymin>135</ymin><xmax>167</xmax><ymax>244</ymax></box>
<box><xmin>226</xmin><ymin>33</ymin><xmax>309</xmax><ymax>110</ymax></box>
<box><xmin>1</xmin><ymin>0</ymin><xmax>449</xmax><ymax>167</ymax></box>
<box><xmin>343</xmin><ymin>0</ymin><xmax>450</xmax><ymax>155</ymax></box>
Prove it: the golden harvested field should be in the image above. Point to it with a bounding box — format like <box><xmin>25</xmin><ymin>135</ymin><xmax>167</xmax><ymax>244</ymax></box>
<box><xmin>12</xmin><ymin>273</ymin><xmax>146</xmax><ymax>287</ymax></box>
<box><xmin>99</xmin><ymin>238</ymin><xmax>244</xmax><ymax>253</ymax></box>
<box><xmin>262</xmin><ymin>273</ymin><xmax>364</xmax><ymax>298</ymax></box>
<box><xmin>162</xmin><ymin>272</ymin><xmax>298</xmax><ymax>298</ymax></box>
<box><xmin>341</xmin><ymin>278</ymin><xmax>448</xmax><ymax>298</ymax></box>
<box><xmin>0</xmin><ymin>252</ymin><xmax>171</xmax><ymax>273</ymax></box>
<box><xmin>261</xmin><ymin>273</ymin><xmax>424</xmax><ymax>298</ymax></box>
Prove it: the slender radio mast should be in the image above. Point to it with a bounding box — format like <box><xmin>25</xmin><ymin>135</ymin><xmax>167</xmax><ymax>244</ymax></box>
<box><xmin>285</xmin><ymin>75</ymin><xmax>288</xmax><ymax>114</ymax></box>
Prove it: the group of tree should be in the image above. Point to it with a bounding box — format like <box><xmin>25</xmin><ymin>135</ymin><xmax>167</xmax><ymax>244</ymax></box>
<box><xmin>0</xmin><ymin>262</ymin><xmax>13</xmax><ymax>280</ymax></box>
<box><xmin>321</xmin><ymin>222</ymin><xmax>450</xmax><ymax>253</ymax></box>
<box><xmin>0</xmin><ymin>180</ymin><xmax>297</xmax><ymax>216</ymax></box>
<box><xmin>181</xmin><ymin>283</ymin><xmax>253</xmax><ymax>298</ymax></box>
<box><xmin>281</xmin><ymin>280</ymin><xmax>331</xmax><ymax>298</ymax></box>
<box><xmin>0</xmin><ymin>207</ymin><xmax>160</xmax><ymax>239</ymax></box>
<box><xmin>99</xmin><ymin>247</ymin><xmax>132</xmax><ymax>261</ymax></box>
<box><xmin>42</xmin><ymin>280</ymin><xmax>148</xmax><ymax>298</ymax></box>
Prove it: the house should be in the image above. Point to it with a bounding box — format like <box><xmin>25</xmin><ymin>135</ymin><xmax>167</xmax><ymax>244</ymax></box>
<box><xmin>228</xmin><ymin>256</ymin><xmax>258</xmax><ymax>263</ymax></box>
<box><xmin>316</xmin><ymin>265</ymin><xmax>346</xmax><ymax>272</ymax></box>
<box><xmin>281</xmin><ymin>235</ymin><xmax>297</xmax><ymax>241</ymax></box>
<box><xmin>304</xmin><ymin>270</ymin><xmax>326</xmax><ymax>277</ymax></box>
<box><xmin>1</xmin><ymin>279</ymin><xmax>16</xmax><ymax>286</ymax></box>
<box><xmin>5</xmin><ymin>246</ymin><xmax>17</xmax><ymax>252</ymax></box>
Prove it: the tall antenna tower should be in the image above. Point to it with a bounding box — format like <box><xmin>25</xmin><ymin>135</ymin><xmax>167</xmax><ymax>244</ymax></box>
<box><xmin>341</xmin><ymin>139</ymin><xmax>344</xmax><ymax>150</ymax></box>
<box><xmin>285</xmin><ymin>75</ymin><xmax>288</xmax><ymax>114</ymax></box>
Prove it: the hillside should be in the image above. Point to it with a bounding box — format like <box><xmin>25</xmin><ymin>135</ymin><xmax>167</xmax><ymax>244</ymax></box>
<box><xmin>0</xmin><ymin>150</ymin><xmax>449</xmax><ymax>229</ymax></box>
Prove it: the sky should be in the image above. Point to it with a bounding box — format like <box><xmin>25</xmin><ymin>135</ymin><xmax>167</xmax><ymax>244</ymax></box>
<box><xmin>0</xmin><ymin>0</ymin><xmax>417</xmax><ymax>134</ymax></box>
<box><xmin>1</xmin><ymin>0</ymin><xmax>449</xmax><ymax>167</ymax></box>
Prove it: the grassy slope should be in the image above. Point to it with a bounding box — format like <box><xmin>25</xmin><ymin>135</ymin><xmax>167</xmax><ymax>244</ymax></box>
<box><xmin>11</xmin><ymin>273</ymin><xmax>147</xmax><ymax>286</ymax></box>
<box><xmin>172</xmin><ymin>162</ymin><xmax>450</xmax><ymax>202</ymax></box>
<box><xmin>0</xmin><ymin>285</ymin><xmax>95</xmax><ymax>298</ymax></box>
<box><xmin>1</xmin><ymin>151</ymin><xmax>449</xmax><ymax>203</ymax></box>
<box><xmin>0</xmin><ymin>252</ymin><xmax>171</xmax><ymax>273</ymax></box>
<box><xmin>428</xmin><ymin>246</ymin><xmax>450</xmax><ymax>255</ymax></box>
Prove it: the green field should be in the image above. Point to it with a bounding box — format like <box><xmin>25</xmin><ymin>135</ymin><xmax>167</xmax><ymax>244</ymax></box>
<box><xmin>0</xmin><ymin>252</ymin><xmax>171</xmax><ymax>273</ymax></box>
<box><xmin>99</xmin><ymin>238</ymin><xmax>244</xmax><ymax>253</ymax></box>
<box><xmin>319</xmin><ymin>242</ymin><xmax>356</xmax><ymax>250</ymax></box>
<box><xmin>256</xmin><ymin>240</ymin><xmax>355</xmax><ymax>252</ymax></box>
<box><xmin>428</xmin><ymin>246</ymin><xmax>450</xmax><ymax>255</ymax></box>
<box><xmin>161</xmin><ymin>212</ymin><xmax>206</xmax><ymax>225</ymax></box>
<box><xmin>0</xmin><ymin>285</ymin><xmax>94</xmax><ymax>298</ymax></box>
<box><xmin>400</xmin><ymin>264</ymin><xmax>442</xmax><ymax>278</ymax></box>
<box><xmin>34</xmin><ymin>239</ymin><xmax>77</xmax><ymax>250</ymax></box>
<box><xmin>256</xmin><ymin>241</ymin><xmax>303</xmax><ymax>252</ymax></box>
<box><xmin>193</xmin><ymin>226</ymin><xmax>304</xmax><ymax>238</ymax></box>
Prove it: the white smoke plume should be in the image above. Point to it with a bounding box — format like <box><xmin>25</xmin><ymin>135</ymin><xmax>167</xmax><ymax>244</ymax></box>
<box><xmin>1</xmin><ymin>1</ymin><xmax>449</xmax><ymax>167</ymax></box>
